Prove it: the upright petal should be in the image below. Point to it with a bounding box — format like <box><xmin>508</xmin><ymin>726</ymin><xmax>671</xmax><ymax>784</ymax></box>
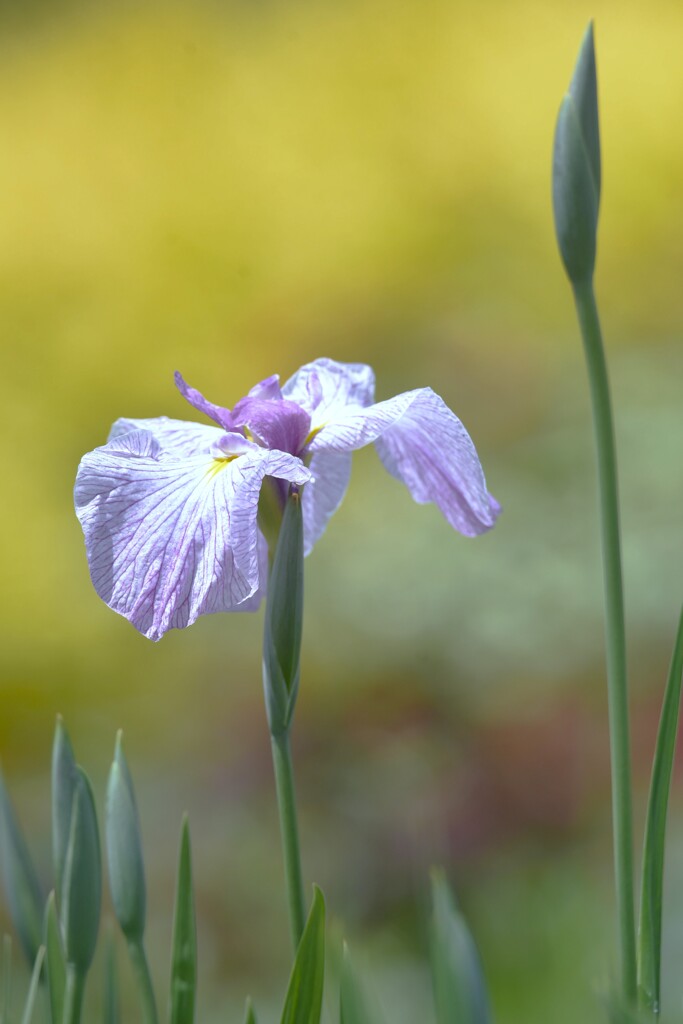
<box><xmin>283</xmin><ymin>358</ymin><xmax>375</xmax><ymax>428</ymax></box>
<box><xmin>109</xmin><ymin>417</ymin><xmax>224</xmax><ymax>457</ymax></box>
<box><xmin>230</xmin><ymin>396</ymin><xmax>311</xmax><ymax>456</ymax></box>
<box><xmin>300</xmin><ymin>451</ymin><xmax>352</xmax><ymax>555</ymax></box>
<box><xmin>308</xmin><ymin>388</ymin><xmax>499</xmax><ymax>536</ymax></box>
<box><xmin>75</xmin><ymin>429</ymin><xmax>310</xmax><ymax>640</ymax></box>
<box><xmin>174</xmin><ymin>372</ymin><xmax>235</xmax><ymax>430</ymax></box>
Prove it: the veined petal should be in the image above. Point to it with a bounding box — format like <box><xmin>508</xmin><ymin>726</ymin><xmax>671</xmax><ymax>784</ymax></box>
<box><xmin>282</xmin><ymin>358</ymin><xmax>375</xmax><ymax>428</ymax></box>
<box><xmin>309</xmin><ymin>388</ymin><xmax>499</xmax><ymax>536</ymax></box>
<box><xmin>74</xmin><ymin>429</ymin><xmax>310</xmax><ymax>640</ymax></box>
<box><xmin>301</xmin><ymin>451</ymin><xmax>352</xmax><ymax>555</ymax></box>
<box><xmin>109</xmin><ymin>417</ymin><xmax>225</xmax><ymax>457</ymax></box>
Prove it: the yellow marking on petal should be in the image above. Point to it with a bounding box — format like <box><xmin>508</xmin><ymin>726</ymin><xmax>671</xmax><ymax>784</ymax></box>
<box><xmin>243</xmin><ymin>425</ymin><xmax>256</xmax><ymax>443</ymax></box>
<box><xmin>205</xmin><ymin>455</ymin><xmax>239</xmax><ymax>479</ymax></box>
<box><xmin>302</xmin><ymin>423</ymin><xmax>326</xmax><ymax>448</ymax></box>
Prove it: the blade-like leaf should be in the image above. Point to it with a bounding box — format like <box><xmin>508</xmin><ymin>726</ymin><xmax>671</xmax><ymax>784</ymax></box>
<box><xmin>169</xmin><ymin>816</ymin><xmax>196</xmax><ymax>1024</ymax></box>
<box><xmin>105</xmin><ymin>733</ymin><xmax>146</xmax><ymax>942</ymax></box>
<box><xmin>637</xmin><ymin>604</ymin><xmax>683</xmax><ymax>1013</ymax></box>
<box><xmin>61</xmin><ymin>768</ymin><xmax>102</xmax><ymax>975</ymax></box>
<box><xmin>52</xmin><ymin>718</ymin><xmax>78</xmax><ymax>903</ymax></box>
<box><xmin>340</xmin><ymin>944</ymin><xmax>384</xmax><ymax>1024</ymax></box>
<box><xmin>1</xmin><ymin>935</ymin><xmax>11</xmax><ymax>1024</ymax></box>
<box><xmin>243</xmin><ymin>997</ymin><xmax>257</xmax><ymax>1024</ymax></box>
<box><xmin>0</xmin><ymin>770</ymin><xmax>44</xmax><ymax>966</ymax></box>
<box><xmin>280</xmin><ymin>887</ymin><xmax>325</xmax><ymax>1024</ymax></box>
<box><xmin>430</xmin><ymin>871</ymin><xmax>492</xmax><ymax>1024</ymax></box>
<box><xmin>44</xmin><ymin>892</ymin><xmax>66</xmax><ymax>1024</ymax></box>
<box><xmin>20</xmin><ymin>946</ymin><xmax>45</xmax><ymax>1024</ymax></box>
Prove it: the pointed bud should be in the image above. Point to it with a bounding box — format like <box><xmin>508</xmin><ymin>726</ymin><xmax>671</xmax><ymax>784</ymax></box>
<box><xmin>430</xmin><ymin>870</ymin><xmax>492</xmax><ymax>1024</ymax></box>
<box><xmin>552</xmin><ymin>22</ymin><xmax>601</xmax><ymax>285</ymax></box>
<box><xmin>61</xmin><ymin>768</ymin><xmax>102</xmax><ymax>975</ymax></box>
<box><xmin>51</xmin><ymin>716</ymin><xmax>78</xmax><ymax>902</ymax></box>
<box><xmin>105</xmin><ymin>732</ymin><xmax>146</xmax><ymax>943</ymax></box>
<box><xmin>262</xmin><ymin>489</ymin><xmax>304</xmax><ymax>736</ymax></box>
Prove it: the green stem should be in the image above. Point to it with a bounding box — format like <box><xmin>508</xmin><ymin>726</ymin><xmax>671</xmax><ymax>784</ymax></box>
<box><xmin>62</xmin><ymin>965</ymin><xmax>85</xmax><ymax>1024</ymax></box>
<box><xmin>573</xmin><ymin>278</ymin><xmax>637</xmax><ymax>1004</ymax></box>
<box><xmin>271</xmin><ymin>731</ymin><xmax>306</xmax><ymax>951</ymax></box>
<box><xmin>128</xmin><ymin>940</ymin><xmax>158</xmax><ymax>1024</ymax></box>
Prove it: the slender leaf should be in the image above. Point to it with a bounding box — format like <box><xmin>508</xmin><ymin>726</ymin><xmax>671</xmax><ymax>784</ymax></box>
<box><xmin>44</xmin><ymin>892</ymin><xmax>66</xmax><ymax>1024</ymax></box>
<box><xmin>20</xmin><ymin>946</ymin><xmax>45</xmax><ymax>1024</ymax></box>
<box><xmin>0</xmin><ymin>935</ymin><xmax>11</xmax><ymax>1024</ymax></box>
<box><xmin>243</xmin><ymin>997</ymin><xmax>257</xmax><ymax>1024</ymax></box>
<box><xmin>0</xmin><ymin>770</ymin><xmax>44</xmax><ymax>966</ymax></box>
<box><xmin>430</xmin><ymin>871</ymin><xmax>492</xmax><ymax>1024</ymax></box>
<box><xmin>340</xmin><ymin>944</ymin><xmax>384</xmax><ymax>1024</ymax></box>
<box><xmin>637</xmin><ymin>604</ymin><xmax>683</xmax><ymax>1013</ymax></box>
<box><xmin>280</xmin><ymin>887</ymin><xmax>325</xmax><ymax>1024</ymax></box>
<box><xmin>169</xmin><ymin>817</ymin><xmax>196</xmax><ymax>1024</ymax></box>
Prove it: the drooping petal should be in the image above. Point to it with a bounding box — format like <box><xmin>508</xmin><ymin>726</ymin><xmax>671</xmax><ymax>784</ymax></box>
<box><xmin>282</xmin><ymin>358</ymin><xmax>375</xmax><ymax>429</ymax></box>
<box><xmin>308</xmin><ymin>388</ymin><xmax>499</xmax><ymax>536</ymax></box>
<box><xmin>109</xmin><ymin>417</ymin><xmax>225</xmax><ymax>457</ymax></box>
<box><xmin>174</xmin><ymin>372</ymin><xmax>235</xmax><ymax>431</ymax></box>
<box><xmin>75</xmin><ymin>429</ymin><xmax>311</xmax><ymax>640</ymax></box>
<box><xmin>300</xmin><ymin>451</ymin><xmax>352</xmax><ymax>555</ymax></box>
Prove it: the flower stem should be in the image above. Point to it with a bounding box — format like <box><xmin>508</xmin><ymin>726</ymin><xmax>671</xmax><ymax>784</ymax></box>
<box><xmin>573</xmin><ymin>278</ymin><xmax>637</xmax><ymax>1004</ymax></box>
<box><xmin>128</xmin><ymin>939</ymin><xmax>158</xmax><ymax>1024</ymax></box>
<box><xmin>270</xmin><ymin>730</ymin><xmax>306</xmax><ymax>951</ymax></box>
<box><xmin>62</xmin><ymin>965</ymin><xmax>85</xmax><ymax>1024</ymax></box>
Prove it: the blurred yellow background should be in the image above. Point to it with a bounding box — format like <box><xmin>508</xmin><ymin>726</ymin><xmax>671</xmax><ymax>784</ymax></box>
<box><xmin>1</xmin><ymin>1</ymin><xmax>683</xmax><ymax>1021</ymax></box>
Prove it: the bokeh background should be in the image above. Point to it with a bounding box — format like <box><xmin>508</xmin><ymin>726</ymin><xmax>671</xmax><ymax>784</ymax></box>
<box><xmin>1</xmin><ymin>0</ymin><xmax>683</xmax><ymax>1021</ymax></box>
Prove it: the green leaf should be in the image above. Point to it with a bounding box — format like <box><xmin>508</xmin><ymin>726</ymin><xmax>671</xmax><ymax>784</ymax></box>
<box><xmin>637</xmin><ymin>604</ymin><xmax>683</xmax><ymax>1014</ymax></box>
<box><xmin>169</xmin><ymin>816</ymin><xmax>196</xmax><ymax>1024</ymax></box>
<box><xmin>105</xmin><ymin>732</ymin><xmax>146</xmax><ymax>942</ymax></box>
<box><xmin>52</xmin><ymin>717</ymin><xmax>78</xmax><ymax>903</ymax></box>
<box><xmin>103</xmin><ymin>930</ymin><xmax>120</xmax><ymax>1024</ymax></box>
<box><xmin>0</xmin><ymin>769</ymin><xmax>44</xmax><ymax>966</ymax></box>
<box><xmin>1</xmin><ymin>935</ymin><xmax>11</xmax><ymax>1024</ymax></box>
<box><xmin>44</xmin><ymin>892</ymin><xmax>66</xmax><ymax>1024</ymax></box>
<box><xmin>552</xmin><ymin>22</ymin><xmax>601</xmax><ymax>285</ymax></box>
<box><xmin>263</xmin><ymin>489</ymin><xmax>304</xmax><ymax>735</ymax></box>
<box><xmin>61</xmin><ymin>768</ymin><xmax>102</xmax><ymax>976</ymax></box>
<box><xmin>243</xmin><ymin>997</ymin><xmax>257</xmax><ymax>1024</ymax></box>
<box><xmin>430</xmin><ymin>871</ymin><xmax>492</xmax><ymax>1024</ymax></box>
<box><xmin>340</xmin><ymin>944</ymin><xmax>385</xmax><ymax>1024</ymax></box>
<box><xmin>280</xmin><ymin>886</ymin><xmax>325</xmax><ymax>1024</ymax></box>
<box><xmin>20</xmin><ymin>946</ymin><xmax>45</xmax><ymax>1024</ymax></box>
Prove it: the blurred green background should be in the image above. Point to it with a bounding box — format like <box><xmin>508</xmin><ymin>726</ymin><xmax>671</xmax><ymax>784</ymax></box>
<box><xmin>1</xmin><ymin>0</ymin><xmax>683</xmax><ymax>1020</ymax></box>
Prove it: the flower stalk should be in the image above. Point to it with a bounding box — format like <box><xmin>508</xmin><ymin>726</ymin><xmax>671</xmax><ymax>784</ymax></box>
<box><xmin>573</xmin><ymin>278</ymin><xmax>636</xmax><ymax>1004</ymax></box>
<box><xmin>262</xmin><ymin>488</ymin><xmax>307</xmax><ymax>950</ymax></box>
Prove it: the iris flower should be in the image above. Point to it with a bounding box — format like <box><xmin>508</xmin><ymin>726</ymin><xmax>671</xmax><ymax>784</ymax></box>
<box><xmin>75</xmin><ymin>358</ymin><xmax>499</xmax><ymax>640</ymax></box>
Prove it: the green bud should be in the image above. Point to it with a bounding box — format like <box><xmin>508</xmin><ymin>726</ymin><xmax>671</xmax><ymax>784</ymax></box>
<box><xmin>105</xmin><ymin>732</ymin><xmax>146</xmax><ymax>943</ymax></box>
<box><xmin>44</xmin><ymin>891</ymin><xmax>66</xmax><ymax>1024</ymax></box>
<box><xmin>262</xmin><ymin>489</ymin><xmax>304</xmax><ymax>736</ymax></box>
<box><xmin>430</xmin><ymin>870</ymin><xmax>491</xmax><ymax>1024</ymax></box>
<box><xmin>169</xmin><ymin>816</ymin><xmax>196</xmax><ymax>1024</ymax></box>
<box><xmin>552</xmin><ymin>22</ymin><xmax>601</xmax><ymax>285</ymax></box>
<box><xmin>61</xmin><ymin>768</ymin><xmax>102</xmax><ymax>975</ymax></box>
<box><xmin>51</xmin><ymin>716</ymin><xmax>78</xmax><ymax>901</ymax></box>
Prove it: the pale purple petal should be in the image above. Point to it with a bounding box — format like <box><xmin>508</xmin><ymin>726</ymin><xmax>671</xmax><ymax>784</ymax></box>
<box><xmin>75</xmin><ymin>429</ymin><xmax>311</xmax><ymax>640</ymax></box>
<box><xmin>247</xmin><ymin>375</ymin><xmax>283</xmax><ymax>401</ymax></box>
<box><xmin>308</xmin><ymin>388</ymin><xmax>499</xmax><ymax>536</ymax></box>
<box><xmin>174</xmin><ymin>372</ymin><xmax>235</xmax><ymax>430</ymax></box>
<box><xmin>301</xmin><ymin>451</ymin><xmax>352</xmax><ymax>555</ymax></box>
<box><xmin>282</xmin><ymin>358</ymin><xmax>375</xmax><ymax>427</ymax></box>
<box><xmin>109</xmin><ymin>417</ymin><xmax>224</xmax><ymax>457</ymax></box>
